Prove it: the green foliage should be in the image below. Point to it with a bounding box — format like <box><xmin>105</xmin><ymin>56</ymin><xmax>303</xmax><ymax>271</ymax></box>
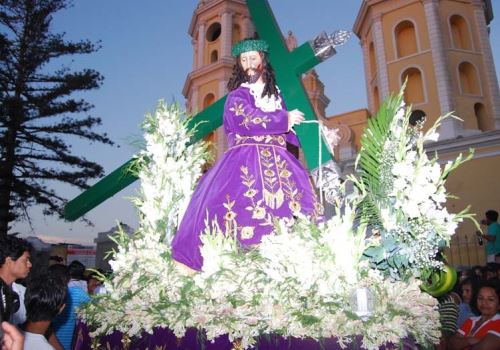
<box><xmin>355</xmin><ymin>85</ymin><xmax>472</xmax><ymax>280</ymax></box>
<box><xmin>355</xmin><ymin>88</ymin><xmax>406</xmax><ymax>228</ymax></box>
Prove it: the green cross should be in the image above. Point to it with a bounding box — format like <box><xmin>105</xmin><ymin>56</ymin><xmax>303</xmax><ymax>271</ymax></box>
<box><xmin>64</xmin><ymin>0</ymin><xmax>333</xmax><ymax>221</ymax></box>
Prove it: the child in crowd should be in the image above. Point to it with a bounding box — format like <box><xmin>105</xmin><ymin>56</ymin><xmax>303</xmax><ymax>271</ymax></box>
<box><xmin>49</xmin><ymin>264</ymin><xmax>90</xmax><ymax>350</ymax></box>
<box><xmin>21</xmin><ymin>276</ymin><xmax>66</xmax><ymax>350</ymax></box>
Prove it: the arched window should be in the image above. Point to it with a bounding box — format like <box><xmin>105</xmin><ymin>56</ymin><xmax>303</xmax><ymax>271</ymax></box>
<box><xmin>459</xmin><ymin>62</ymin><xmax>480</xmax><ymax>95</ymax></box>
<box><xmin>373</xmin><ymin>86</ymin><xmax>380</xmax><ymax>112</ymax></box>
<box><xmin>474</xmin><ymin>103</ymin><xmax>488</xmax><ymax>131</ymax></box>
<box><xmin>210</xmin><ymin>50</ymin><xmax>218</xmax><ymax>63</ymax></box>
<box><xmin>232</xmin><ymin>24</ymin><xmax>241</xmax><ymax>45</ymax></box>
<box><xmin>402</xmin><ymin>67</ymin><xmax>425</xmax><ymax>104</ymax></box>
<box><xmin>450</xmin><ymin>15</ymin><xmax>472</xmax><ymax>50</ymax></box>
<box><xmin>369</xmin><ymin>42</ymin><xmax>376</xmax><ymax>76</ymax></box>
<box><xmin>203</xmin><ymin>93</ymin><xmax>215</xmax><ymax>108</ymax></box>
<box><xmin>409</xmin><ymin>109</ymin><xmax>426</xmax><ymax>126</ymax></box>
<box><xmin>206</xmin><ymin>22</ymin><xmax>221</xmax><ymax>42</ymax></box>
<box><xmin>395</xmin><ymin>20</ymin><xmax>418</xmax><ymax>58</ymax></box>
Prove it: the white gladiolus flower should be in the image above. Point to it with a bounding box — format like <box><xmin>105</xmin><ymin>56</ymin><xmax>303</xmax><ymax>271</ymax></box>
<box><xmin>77</xmin><ymin>100</ymin><xmax>466</xmax><ymax>350</ymax></box>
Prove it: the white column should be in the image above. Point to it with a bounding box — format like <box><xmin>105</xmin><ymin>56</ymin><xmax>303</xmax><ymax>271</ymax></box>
<box><xmin>360</xmin><ymin>39</ymin><xmax>375</xmax><ymax>114</ymax></box>
<box><xmin>190</xmin><ymin>87</ymin><xmax>199</xmax><ymax>114</ymax></box>
<box><xmin>221</xmin><ymin>12</ymin><xmax>233</xmax><ymax>58</ymax></box>
<box><xmin>192</xmin><ymin>39</ymin><xmax>197</xmax><ymax>70</ymax></box>
<box><xmin>372</xmin><ymin>13</ymin><xmax>390</xmax><ymax>100</ymax></box>
<box><xmin>197</xmin><ymin>22</ymin><xmax>205</xmax><ymax>68</ymax></box>
<box><xmin>218</xmin><ymin>80</ymin><xmax>227</xmax><ymax>96</ymax></box>
<box><xmin>423</xmin><ymin>0</ymin><xmax>455</xmax><ymax>114</ymax></box>
<box><xmin>423</xmin><ymin>0</ymin><xmax>462</xmax><ymax>139</ymax></box>
<box><xmin>472</xmin><ymin>0</ymin><xmax>500</xmax><ymax>129</ymax></box>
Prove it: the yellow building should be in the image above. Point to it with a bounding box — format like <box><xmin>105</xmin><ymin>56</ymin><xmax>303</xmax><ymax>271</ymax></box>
<box><xmin>185</xmin><ymin>0</ymin><xmax>500</xmax><ymax>267</ymax></box>
<box><xmin>350</xmin><ymin>0</ymin><xmax>500</xmax><ymax>266</ymax></box>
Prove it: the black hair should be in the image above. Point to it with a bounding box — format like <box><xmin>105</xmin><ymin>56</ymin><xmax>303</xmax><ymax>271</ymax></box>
<box><xmin>24</xmin><ymin>276</ymin><xmax>66</xmax><ymax>322</ymax></box>
<box><xmin>227</xmin><ymin>38</ymin><xmax>279</xmax><ymax>99</ymax></box>
<box><xmin>470</xmin><ymin>279</ymin><xmax>500</xmax><ymax>315</ymax></box>
<box><xmin>68</xmin><ymin>260</ymin><xmax>85</xmax><ymax>280</ymax></box>
<box><xmin>0</xmin><ymin>235</ymin><xmax>31</xmax><ymax>267</ymax></box>
<box><xmin>459</xmin><ymin>277</ymin><xmax>480</xmax><ymax>300</ymax></box>
<box><xmin>48</xmin><ymin>264</ymin><xmax>70</xmax><ymax>285</ymax></box>
<box><xmin>486</xmin><ymin>210</ymin><xmax>499</xmax><ymax>222</ymax></box>
<box><xmin>49</xmin><ymin>256</ymin><xmax>63</xmax><ymax>263</ymax></box>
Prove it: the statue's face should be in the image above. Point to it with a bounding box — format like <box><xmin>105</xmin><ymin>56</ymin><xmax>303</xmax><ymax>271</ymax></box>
<box><xmin>239</xmin><ymin>51</ymin><xmax>262</xmax><ymax>78</ymax></box>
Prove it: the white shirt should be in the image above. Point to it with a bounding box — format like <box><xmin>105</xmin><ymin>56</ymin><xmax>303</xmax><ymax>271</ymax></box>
<box><xmin>22</xmin><ymin>331</ymin><xmax>55</xmax><ymax>350</ymax></box>
<box><xmin>68</xmin><ymin>279</ymin><xmax>88</xmax><ymax>293</ymax></box>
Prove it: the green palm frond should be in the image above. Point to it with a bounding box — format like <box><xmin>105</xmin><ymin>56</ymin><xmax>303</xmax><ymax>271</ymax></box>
<box><xmin>355</xmin><ymin>87</ymin><xmax>406</xmax><ymax>227</ymax></box>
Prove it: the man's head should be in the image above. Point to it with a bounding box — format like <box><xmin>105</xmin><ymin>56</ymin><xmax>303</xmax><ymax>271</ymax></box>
<box><xmin>228</xmin><ymin>38</ymin><xmax>278</xmax><ymax>98</ymax></box>
<box><xmin>68</xmin><ymin>260</ymin><xmax>85</xmax><ymax>280</ymax></box>
<box><xmin>0</xmin><ymin>235</ymin><xmax>32</xmax><ymax>284</ymax></box>
<box><xmin>485</xmin><ymin>210</ymin><xmax>499</xmax><ymax>224</ymax></box>
<box><xmin>24</xmin><ymin>276</ymin><xmax>66</xmax><ymax>322</ymax></box>
<box><xmin>48</xmin><ymin>263</ymin><xmax>70</xmax><ymax>286</ymax></box>
<box><xmin>232</xmin><ymin>39</ymin><xmax>269</xmax><ymax>83</ymax></box>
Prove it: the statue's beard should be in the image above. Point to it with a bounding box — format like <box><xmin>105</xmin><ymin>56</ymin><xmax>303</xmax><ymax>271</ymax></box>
<box><xmin>245</xmin><ymin>67</ymin><xmax>263</xmax><ymax>84</ymax></box>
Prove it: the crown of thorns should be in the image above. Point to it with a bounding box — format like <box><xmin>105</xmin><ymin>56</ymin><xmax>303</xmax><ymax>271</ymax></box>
<box><xmin>231</xmin><ymin>39</ymin><xmax>269</xmax><ymax>57</ymax></box>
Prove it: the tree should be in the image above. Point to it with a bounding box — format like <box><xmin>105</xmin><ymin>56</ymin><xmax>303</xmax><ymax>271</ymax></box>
<box><xmin>0</xmin><ymin>0</ymin><xmax>113</xmax><ymax>236</ymax></box>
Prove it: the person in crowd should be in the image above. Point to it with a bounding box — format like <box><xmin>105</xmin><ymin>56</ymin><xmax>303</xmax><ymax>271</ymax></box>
<box><xmin>20</xmin><ymin>276</ymin><xmax>66</xmax><ymax>350</ymax></box>
<box><xmin>471</xmin><ymin>266</ymin><xmax>483</xmax><ymax>280</ymax></box>
<box><xmin>449</xmin><ymin>280</ymin><xmax>500</xmax><ymax>349</ymax></box>
<box><xmin>457</xmin><ymin>277</ymin><xmax>479</xmax><ymax>328</ymax></box>
<box><xmin>67</xmin><ymin>261</ymin><xmax>87</xmax><ymax>293</ymax></box>
<box><xmin>457</xmin><ymin>269</ymin><xmax>473</xmax><ymax>285</ymax></box>
<box><xmin>1</xmin><ymin>321</ymin><xmax>25</xmax><ymax>350</ymax></box>
<box><xmin>171</xmin><ymin>37</ymin><xmax>323</xmax><ymax>272</ymax></box>
<box><xmin>0</xmin><ymin>236</ymin><xmax>31</xmax><ymax>323</ymax></box>
<box><xmin>437</xmin><ymin>292</ymin><xmax>460</xmax><ymax>349</ymax></box>
<box><xmin>476</xmin><ymin>210</ymin><xmax>500</xmax><ymax>263</ymax></box>
<box><xmin>483</xmin><ymin>263</ymin><xmax>498</xmax><ymax>281</ymax></box>
<box><xmin>86</xmin><ymin>271</ymin><xmax>103</xmax><ymax>295</ymax></box>
<box><xmin>49</xmin><ymin>264</ymin><xmax>90</xmax><ymax>350</ymax></box>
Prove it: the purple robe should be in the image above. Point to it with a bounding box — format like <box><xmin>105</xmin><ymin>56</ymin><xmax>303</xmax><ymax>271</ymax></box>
<box><xmin>171</xmin><ymin>82</ymin><xmax>323</xmax><ymax>270</ymax></box>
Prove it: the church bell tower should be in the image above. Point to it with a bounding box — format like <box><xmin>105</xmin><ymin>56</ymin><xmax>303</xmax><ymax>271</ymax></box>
<box><xmin>183</xmin><ymin>0</ymin><xmax>254</xmax><ymax>159</ymax></box>
<box><xmin>353</xmin><ymin>0</ymin><xmax>500</xmax><ymax>139</ymax></box>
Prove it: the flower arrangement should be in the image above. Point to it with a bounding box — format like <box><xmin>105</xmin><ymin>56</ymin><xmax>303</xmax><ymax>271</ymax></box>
<box><xmin>356</xmin><ymin>88</ymin><xmax>473</xmax><ymax>280</ymax></box>
<box><xmin>79</xmin><ymin>89</ymin><xmax>470</xmax><ymax>349</ymax></box>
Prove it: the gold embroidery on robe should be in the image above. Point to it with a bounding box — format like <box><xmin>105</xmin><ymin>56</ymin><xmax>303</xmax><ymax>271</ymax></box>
<box><xmin>258</xmin><ymin>146</ymin><xmax>285</xmax><ymax>209</ymax></box>
<box><xmin>231</xmin><ymin>101</ymin><xmax>272</xmax><ymax>130</ymax></box>
<box><xmin>240</xmin><ymin>226</ymin><xmax>255</xmax><ymax>239</ymax></box>
<box><xmin>240</xmin><ymin>166</ymin><xmax>267</xmax><ymax>221</ymax></box>
<box><xmin>234</xmin><ymin>134</ymin><xmax>286</xmax><ymax>146</ymax></box>
<box><xmin>223</xmin><ymin>195</ymin><xmax>237</xmax><ymax>237</ymax></box>
<box><xmin>230</xmin><ymin>102</ymin><xmax>244</xmax><ymax>116</ymax></box>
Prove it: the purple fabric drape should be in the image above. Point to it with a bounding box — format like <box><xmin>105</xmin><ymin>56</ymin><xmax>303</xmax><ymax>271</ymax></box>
<box><xmin>74</xmin><ymin>321</ymin><xmax>417</xmax><ymax>350</ymax></box>
<box><xmin>172</xmin><ymin>83</ymin><xmax>323</xmax><ymax>270</ymax></box>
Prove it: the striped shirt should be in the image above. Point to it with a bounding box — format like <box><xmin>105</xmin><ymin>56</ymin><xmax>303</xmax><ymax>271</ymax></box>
<box><xmin>52</xmin><ymin>286</ymin><xmax>90</xmax><ymax>350</ymax></box>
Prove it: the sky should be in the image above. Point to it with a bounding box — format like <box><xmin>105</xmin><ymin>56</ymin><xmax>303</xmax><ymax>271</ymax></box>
<box><xmin>11</xmin><ymin>1</ymin><xmax>500</xmax><ymax>245</ymax></box>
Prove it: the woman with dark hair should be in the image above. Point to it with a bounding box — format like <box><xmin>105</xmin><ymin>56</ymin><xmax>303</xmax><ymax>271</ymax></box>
<box><xmin>449</xmin><ymin>280</ymin><xmax>500</xmax><ymax>349</ymax></box>
<box><xmin>457</xmin><ymin>277</ymin><xmax>480</xmax><ymax>328</ymax></box>
<box><xmin>172</xmin><ymin>38</ymin><xmax>323</xmax><ymax>272</ymax></box>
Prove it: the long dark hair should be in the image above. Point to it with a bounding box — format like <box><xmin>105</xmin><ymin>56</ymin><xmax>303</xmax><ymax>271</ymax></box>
<box><xmin>227</xmin><ymin>51</ymin><xmax>279</xmax><ymax>99</ymax></box>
